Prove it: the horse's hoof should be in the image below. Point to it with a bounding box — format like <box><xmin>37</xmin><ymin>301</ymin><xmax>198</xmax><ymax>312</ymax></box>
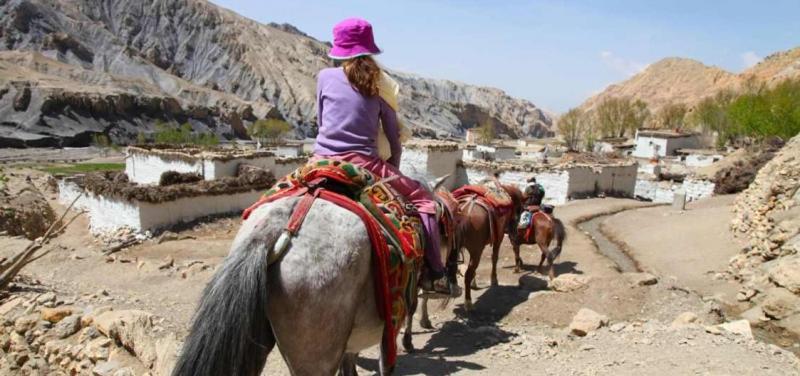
<box><xmin>419</xmin><ymin>318</ymin><xmax>433</xmax><ymax>330</ymax></box>
<box><xmin>513</xmin><ymin>267</ymin><xmax>521</xmax><ymax>274</ymax></box>
<box><xmin>491</xmin><ymin>278</ymin><xmax>499</xmax><ymax>287</ymax></box>
<box><xmin>464</xmin><ymin>300</ymin><xmax>473</xmax><ymax>312</ymax></box>
<box><xmin>402</xmin><ymin>335</ymin><xmax>414</xmax><ymax>352</ymax></box>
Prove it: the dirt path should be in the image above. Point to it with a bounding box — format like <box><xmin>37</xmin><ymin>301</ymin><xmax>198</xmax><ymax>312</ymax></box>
<box><xmin>600</xmin><ymin>195</ymin><xmax>744</xmax><ymax>303</ymax></box>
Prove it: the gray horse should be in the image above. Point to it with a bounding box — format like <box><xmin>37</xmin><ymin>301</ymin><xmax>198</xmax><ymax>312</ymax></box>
<box><xmin>172</xmin><ymin>182</ymin><xmax>459</xmax><ymax>375</ymax></box>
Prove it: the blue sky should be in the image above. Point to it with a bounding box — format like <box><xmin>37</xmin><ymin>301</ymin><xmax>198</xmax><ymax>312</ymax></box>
<box><xmin>210</xmin><ymin>0</ymin><xmax>800</xmax><ymax>113</ymax></box>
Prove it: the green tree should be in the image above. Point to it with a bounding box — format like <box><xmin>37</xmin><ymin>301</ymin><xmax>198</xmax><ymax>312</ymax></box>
<box><xmin>654</xmin><ymin>103</ymin><xmax>688</xmax><ymax>131</ymax></box>
<box><xmin>593</xmin><ymin>97</ymin><xmax>649</xmax><ymax>138</ymax></box>
<box><xmin>727</xmin><ymin>78</ymin><xmax>800</xmax><ymax>141</ymax></box>
<box><xmin>249</xmin><ymin>118</ymin><xmax>293</xmax><ymax>146</ymax></box>
<box><xmin>558</xmin><ymin>108</ymin><xmax>588</xmax><ymax>151</ymax></box>
<box><xmin>688</xmin><ymin>90</ymin><xmax>737</xmax><ymax>148</ymax></box>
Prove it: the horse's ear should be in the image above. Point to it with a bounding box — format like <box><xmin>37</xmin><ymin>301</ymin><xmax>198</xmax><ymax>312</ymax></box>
<box><xmin>433</xmin><ymin>174</ymin><xmax>451</xmax><ymax>191</ymax></box>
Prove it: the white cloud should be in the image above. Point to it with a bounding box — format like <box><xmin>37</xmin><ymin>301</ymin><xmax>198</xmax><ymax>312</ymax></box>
<box><xmin>740</xmin><ymin>51</ymin><xmax>762</xmax><ymax>69</ymax></box>
<box><xmin>599</xmin><ymin>50</ymin><xmax>648</xmax><ymax>77</ymax></box>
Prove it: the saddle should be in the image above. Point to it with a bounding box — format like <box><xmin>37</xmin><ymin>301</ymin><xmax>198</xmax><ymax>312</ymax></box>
<box><xmin>452</xmin><ymin>180</ymin><xmax>514</xmax><ymax>245</ymax></box>
<box><xmin>242</xmin><ymin>159</ymin><xmax>423</xmax><ymax>369</ymax></box>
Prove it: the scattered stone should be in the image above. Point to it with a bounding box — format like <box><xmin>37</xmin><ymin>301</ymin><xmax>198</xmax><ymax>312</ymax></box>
<box><xmin>736</xmin><ymin>288</ymin><xmax>758</xmax><ymax>302</ymax></box>
<box><xmin>35</xmin><ymin>293</ymin><xmax>56</xmax><ymax>304</ymax></box>
<box><xmin>761</xmin><ymin>287</ymin><xmax>800</xmax><ymax>319</ymax></box>
<box><xmin>670</xmin><ymin>312</ymin><xmax>699</xmax><ymax>328</ymax></box>
<box><xmin>549</xmin><ymin>274</ymin><xmax>590</xmax><ymax>292</ymax></box>
<box><xmin>53</xmin><ymin>314</ymin><xmax>82</xmax><ymax>339</ymax></box>
<box><xmin>624</xmin><ymin>272</ymin><xmax>658</xmax><ymax>286</ymax></box>
<box><xmin>718</xmin><ymin>320</ymin><xmax>754</xmax><ymax>339</ymax></box>
<box><xmin>569</xmin><ymin>308</ymin><xmax>608</xmax><ymax>336</ymax></box>
<box><xmin>608</xmin><ymin>322</ymin><xmax>627</xmax><ymax>333</ymax></box>
<box><xmin>40</xmin><ymin>306</ymin><xmax>74</xmax><ymax>323</ymax></box>
<box><xmin>156</xmin><ymin>231</ymin><xmax>179</xmax><ymax>244</ymax></box>
<box><xmin>92</xmin><ymin>360</ymin><xmax>121</xmax><ymax>376</ymax></box>
<box><xmin>81</xmin><ymin>306</ymin><xmax>114</xmax><ymax>328</ymax></box>
<box><xmin>14</xmin><ymin>314</ymin><xmax>39</xmax><ymax>334</ymax></box>
<box><xmin>740</xmin><ymin>305</ymin><xmax>769</xmax><ymax>325</ymax></box>
<box><xmin>93</xmin><ymin>310</ymin><xmax>157</xmax><ymax>366</ymax></box>
<box><xmin>769</xmin><ymin>256</ymin><xmax>800</xmax><ymax>294</ymax></box>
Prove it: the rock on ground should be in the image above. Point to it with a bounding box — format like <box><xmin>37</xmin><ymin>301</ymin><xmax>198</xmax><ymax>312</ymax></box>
<box><xmin>549</xmin><ymin>273</ymin><xmax>590</xmax><ymax>292</ymax></box>
<box><xmin>569</xmin><ymin>308</ymin><xmax>608</xmax><ymax>336</ymax></box>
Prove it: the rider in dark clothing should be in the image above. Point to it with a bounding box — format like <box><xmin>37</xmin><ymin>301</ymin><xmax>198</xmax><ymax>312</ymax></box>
<box><xmin>518</xmin><ymin>177</ymin><xmax>545</xmax><ymax>229</ymax></box>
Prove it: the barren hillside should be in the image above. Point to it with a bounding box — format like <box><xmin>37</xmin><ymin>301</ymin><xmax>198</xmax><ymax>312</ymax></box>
<box><xmin>0</xmin><ymin>0</ymin><xmax>552</xmax><ymax>147</ymax></box>
<box><xmin>580</xmin><ymin>46</ymin><xmax>800</xmax><ymax>113</ymax></box>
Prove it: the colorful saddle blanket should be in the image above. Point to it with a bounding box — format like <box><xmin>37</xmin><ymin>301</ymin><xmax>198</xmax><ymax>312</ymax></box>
<box><xmin>241</xmin><ymin>159</ymin><xmax>423</xmax><ymax>369</ymax></box>
<box><xmin>452</xmin><ymin>179</ymin><xmax>513</xmax><ymax>216</ymax></box>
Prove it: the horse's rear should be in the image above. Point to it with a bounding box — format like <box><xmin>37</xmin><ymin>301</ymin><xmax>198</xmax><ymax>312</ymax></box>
<box><xmin>509</xmin><ymin>209</ymin><xmax>566</xmax><ymax>280</ymax></box>
<box><xmin>172</xmin><ymin>197</ymin><xmax>384</xmax><ymax>376</ymax></box>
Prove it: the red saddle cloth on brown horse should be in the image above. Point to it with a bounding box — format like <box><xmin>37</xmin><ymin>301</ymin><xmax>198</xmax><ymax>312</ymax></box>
<box><xmin>452</xmin><ymin>180</ymin><xmax>514</xmax><ymax>245</ymax></box>
<box><xmin>519</xmin><ymin>206</ymin><xmax>553</xmax><ymax>243</ymax></box>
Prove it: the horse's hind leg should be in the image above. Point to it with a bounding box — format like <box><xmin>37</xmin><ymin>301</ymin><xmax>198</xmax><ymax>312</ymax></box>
<box><xmin>512</xmin><ymin>240</ymin><xmax>523</xmax><ymax>274</ymax></box>
<box><xmin>537</xmin><ymin>250</ymin><xmax>546</xmax><ymax>274</ymax></box>
<box><xmin>464</xmin><ymin>252</ymin><xmax>481</xmax><ymax>311</ymax></box>
<box><xmin>419</xmin><ymin>297</ymin><xmax>433</xmax><ymax>329</ymax></box>
<box><xmin>339</xmin><ymin>353</ymin><xmax>359</xmax><ymax>376</ymax></box>
<box><xmin>490</xmin><ymin>239</ymin><xmax>501</xmax><ymax>286</ymax></box>
<box><xmin>403</xmin><ymin>292</ymin><xmax>419</xmax><ymax>352</ymax></box>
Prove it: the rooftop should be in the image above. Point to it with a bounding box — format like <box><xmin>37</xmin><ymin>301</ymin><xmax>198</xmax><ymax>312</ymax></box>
<box><xmin>127</xmin><ymin>145</ymin><xmax>274</xmax><ymax>162</ymax></box>
<box><xmin>636</xmin><ymin>129</ymin><xmax>697</xmax><ymax>139</ymax></box>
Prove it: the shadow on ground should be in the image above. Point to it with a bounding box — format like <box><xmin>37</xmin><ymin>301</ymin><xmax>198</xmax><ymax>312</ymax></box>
<box><xmin>359</xmin><ymin>273</ymin><xmax>550</xmax><ymax>374</ymax></box>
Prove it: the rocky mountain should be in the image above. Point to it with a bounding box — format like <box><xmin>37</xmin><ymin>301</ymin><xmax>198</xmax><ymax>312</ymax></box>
<box><xmin>0</xmin><ymin>0</ymin><xmax>552</xmax><ymax>147</ymax></box>
<box><xmin>580</xmin><ymin>47</ymin><xmax>800</xmax><ymax>114</ymax></box>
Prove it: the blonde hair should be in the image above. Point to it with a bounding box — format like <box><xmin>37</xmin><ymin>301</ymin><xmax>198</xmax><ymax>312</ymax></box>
<box><xmin>342</xmin><ymin>56</ymin><xmax>381</xmax><ymax>97</ymax></box>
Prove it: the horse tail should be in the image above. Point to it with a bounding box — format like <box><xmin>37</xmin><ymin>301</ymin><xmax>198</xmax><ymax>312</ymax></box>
<box><xmin>172</xmin><ymin>213</ymin><xmax>277</xmax><ymax>376</ymax></box>
<box><xmin>548</xmin><ymin>217</ymin><xmax>566</xmax><ymax>263</ymax></box>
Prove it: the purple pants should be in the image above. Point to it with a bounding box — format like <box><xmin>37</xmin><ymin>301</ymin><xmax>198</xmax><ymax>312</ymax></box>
<box><xmin>314</xmin><ymin>152</ymin><xmax>446</xmax><ymax>275</ymax></box>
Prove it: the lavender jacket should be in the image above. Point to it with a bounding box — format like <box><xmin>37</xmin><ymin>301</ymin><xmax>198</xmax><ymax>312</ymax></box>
<box><xmin>313</xmin><ymin>68</ymin><xmax>402</xmax><ymax>167</ymax></box>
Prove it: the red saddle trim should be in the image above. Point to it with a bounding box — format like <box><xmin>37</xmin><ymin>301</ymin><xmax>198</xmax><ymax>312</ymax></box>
<box><xmin>242</xmin><ymin>186</ymin><xmax>398</xmax><ymax>368</ymax></box>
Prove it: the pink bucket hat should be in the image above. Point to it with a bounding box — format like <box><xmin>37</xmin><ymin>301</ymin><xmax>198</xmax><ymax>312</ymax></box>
<box><xmin>328</xmin><ymin>18</ymin><xmax>382</xmax><ymax>60</ymax></box>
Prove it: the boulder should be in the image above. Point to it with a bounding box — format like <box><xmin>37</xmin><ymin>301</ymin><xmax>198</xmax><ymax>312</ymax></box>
<box><xmin>670</xmin><ymin>312</ymin><xmax>699</xmax><ymax>328</ymax></box>
<box><xmin>718</xmin><ymin>320</ymin><xmax>754</xmax><ymax>339</ymax></box>
<box><xmin>760</xmin><ymin>287</ymin><xmax>800</xmax><ymax>319</ymax></box>
<box><xmin>569</xmin><ymin>308</ymin><xmax>608</xmax><ymax>336</ymax></box>
<box><xmin>624</xmin><ymin>272</ymin><xmax>658</xmax><ymax>286</ymax></box>
<box><xmin>775</xmin><ymin>313</ymin><xmax>800</xmax><ymax>337</ymax></box>
<box><xmin>81</xmin><ymin>306</ymin><xmax>114</xmax><ymax>328</ymax></box>
<box><xmin>14</xmin><ymin>314</ymin><xmax>39</xmax><ymax>334</ymax></box>
<box><xmin>53</xmin><ymin>314</ymin><xmax>82</xmax><ymax>339</ymax></box>
<box><xmin>769</xmin><ymin>255</ymin><xmax>800</xmax><ymax>294</ymax></box>
<box><xmin>93</xmin><ymin>310</ymin><xmax>157</xmax><ymax>367</ymax></box>
<box><xmin>740</xmin><ymin>305</ymin><xmax>769</xmax><ymax>325</ymax></box>
<box><xmin>549</xmin><ymin>274</ymin><xmax>590</xmax><ymax>292</ymax></box>
<box><xmin>41</xmin><ymin>306</ymin><xmax>75</xmax><ymax>323</ymax></box>
<box><xmin>92</xmin><ymin>360</ymin><xmax>121</xmax><ymax>376</ymax></box>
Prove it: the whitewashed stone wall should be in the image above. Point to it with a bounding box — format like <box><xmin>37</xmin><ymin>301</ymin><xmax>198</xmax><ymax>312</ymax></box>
<box><xmin>125</xmin><ymin>154</ymin><xmax>202</xmax><ymax>185</ymax></box>
<box><xmin>58</xmin><ymin>179</ymin><xmax>263</xmax><ymax>234</ymax></box>
<box><xmin>126</xmin><ymin>152</ymin><xmax>276</xmax><ymax>184</ymax></box>
<box><xmin>400</xmin><ymin>148</ymin><xmax>461</xmax><ymax>189</ymax></box>
<box><xmin>634</xmin><ymin>178</ymin><xmax>715</xmax><ymax>203</ymax></box>
<box><xmin>684</xmin><ymin>154</ymin><xmax>722</xmax><ymax>167</ymax></box>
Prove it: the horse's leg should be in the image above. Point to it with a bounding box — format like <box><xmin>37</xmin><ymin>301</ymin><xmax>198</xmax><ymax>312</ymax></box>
<box><xmin>537</xmin><ymin>250</ymin><xmax>546</xmax><ymax>275</ymax></box>
<box><xmin>464</xmin><ymin>250</ymin><xmax>481</xmax><ymax>311</ymax></box>
<box><xmin>403</xmin><ymin>290</ymin><xmax>419</xmax><ymax>352</ymax></box>
<box><xmin>490</xmin><ymin>238</ymin><xmax>501</xmax><ymax>287</ymax></box>
<box><xmin>537</xmin><ymin>235</ymin><xmax>555</xmax><ymax>281</ymax></box>
<box><xmin>512</xmin><ymin>238</ymin><xmax>522</xmax><ymax>274</ymax></box>
<box><xmin>339</xmin><ymin>353</ymin><xmax>359</xmax><ymax>376</ymax></box>
<box><xmin>379</xmin><ymin>339</ymin><xmax>395</xmax><ymax>376</ymax></box>
<box><xmin>419</xmin><ymin>296</ymin><xmax>433</xmax><ymax>329</ymax></box>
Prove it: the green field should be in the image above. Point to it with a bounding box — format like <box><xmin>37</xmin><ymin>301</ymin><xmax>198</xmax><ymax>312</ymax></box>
<box><xmin>38</xmin><ymin>163</ymin><xmax>125</xmax><ymax>175</ymax></box>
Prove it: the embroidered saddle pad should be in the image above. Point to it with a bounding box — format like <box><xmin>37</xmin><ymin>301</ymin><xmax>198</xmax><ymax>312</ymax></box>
<box><xmin>452</xmin><ymin>179</ymin><xmax>514</xmax><ymax>215</ymax></box>
<box><xmin>242</xmin><ymin>159</ymin><xmax>423</xmax><ymax>368</ymax></box>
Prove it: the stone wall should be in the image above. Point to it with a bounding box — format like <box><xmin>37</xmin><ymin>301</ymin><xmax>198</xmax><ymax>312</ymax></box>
<box><xmin>634</xmin><ymin>178</ymin><xmax>715</xmax><ymax>203</ymax></box>
<box><xmin>58</xmin><ymin>179</ymin><xmax>263</xmax><ymax>234</ymax></box>
<box><xmin>727</xmin><ymin>134</ymin><xmax>800</xmax><ymax>337</ymax></box>
<box><xmin>400</xmin><ymin>147</ymin><xmax>462</xmax><ymax>189</ymax></box>
<box><xmin>125</xmin><ymin>147</ymin><xmax>277</xmax><ymax>184</ymax></box>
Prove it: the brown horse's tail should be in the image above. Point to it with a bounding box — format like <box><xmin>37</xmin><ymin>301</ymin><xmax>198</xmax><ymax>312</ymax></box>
<box><xmin>549</xmin><ymin>218</ymin><xmax>566</xmax><ymax>263</ymax></box>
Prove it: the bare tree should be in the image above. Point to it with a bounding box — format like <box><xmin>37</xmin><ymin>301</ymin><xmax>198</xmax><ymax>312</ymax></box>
<box><xmin>558</xmin><ymin>108</ymin><xmax>588</xmax><ymax>151</ymax></box>
<box><xmin>654</xmin><ymin>103</ymin><xmax>688</xmax><ymax>131</ymax></box>
<box><xmin>593</xmin><ymin>97</ymin><xmax>650</xmax><ymax>138</ymax></box>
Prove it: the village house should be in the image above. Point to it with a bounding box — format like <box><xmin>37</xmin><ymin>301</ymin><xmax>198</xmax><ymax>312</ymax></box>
<box><xmin>632</xmin><ymin>129</ymin><xmax>702</xmax><ymax>159</ymax></box>
<box><xmin>594</xmin><ymin>137</ymin><xmax>635</xmax><ymax>156</ymax></box>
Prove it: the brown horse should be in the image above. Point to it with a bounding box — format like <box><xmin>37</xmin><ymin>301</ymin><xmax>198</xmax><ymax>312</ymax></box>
<box><xmin>506</xmin><ymin>186</ymin><xmax>566</xmax><ymax>280</ymax></box>
<box><xmin>450</xmin><ymin>181</ymin><xmax>523</xmax><ymax>311</ymax></box>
